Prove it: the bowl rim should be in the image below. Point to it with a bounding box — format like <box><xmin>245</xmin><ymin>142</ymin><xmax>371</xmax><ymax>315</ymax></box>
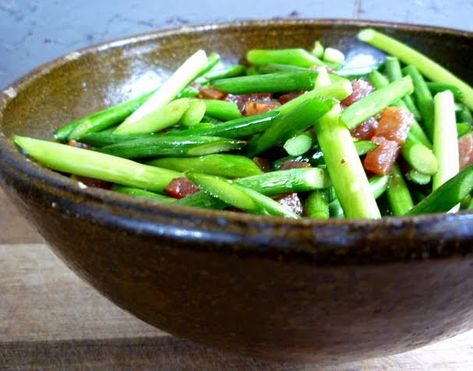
<box><xmin>1</xmin><ymin>18</ymin><xmax>472</xmax><ymax>265</ymax></box>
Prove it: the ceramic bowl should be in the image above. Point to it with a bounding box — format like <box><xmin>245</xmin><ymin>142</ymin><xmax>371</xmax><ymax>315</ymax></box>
<box><xmin>1</xmin><ymin>19</ymin><xmax>473</xmax><ymax>363</ymax></box>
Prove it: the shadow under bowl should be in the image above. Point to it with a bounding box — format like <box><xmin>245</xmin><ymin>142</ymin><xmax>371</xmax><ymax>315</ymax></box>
<box><xmin>1</xmin><ymin>19</ymin><xmax>473</xmax><ymax>364</ymax></box>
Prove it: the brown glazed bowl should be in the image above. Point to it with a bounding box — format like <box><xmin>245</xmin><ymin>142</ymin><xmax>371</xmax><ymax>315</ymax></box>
<box><xmin>1</xmin><ymin>19</ymin><xmax>473</xmax><ymax>364</ymax></box>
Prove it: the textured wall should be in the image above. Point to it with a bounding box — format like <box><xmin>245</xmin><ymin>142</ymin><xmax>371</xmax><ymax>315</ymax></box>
<box><xmin>1</xmin><ymin>0</ymin><xmax>472</xmax><ymax>88</ymax></box>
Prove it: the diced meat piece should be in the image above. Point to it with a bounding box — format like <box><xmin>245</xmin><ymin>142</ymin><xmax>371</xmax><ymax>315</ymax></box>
<box><xmin>226</xmin><ymin>94</ymin><xmax>248</xmax><ymax>112</ymax></box>
<box><xmin>375</xmin><ymin>107</ymin><xmax>414</xmax><ymax>145</ymax></box>
<box><xmin>75</xmin><ymin>176</ymin><xmax>111</xmax><ymax>190</ymax></box>
<box><xmin>276</xmin><ymin>193</ymin><xmax>303</xmax><ymax>215</ymax></box>
<box><xmin>341</xmin><ymin>79</ymin><xmax>375</xmax><ymax>107</ymax></box>
<box><xmin>165</xmin><ymin>177</ymin><xmax>200</xmax><ymax>199</ymax></box>
<box><xmin>278</xmin><ymin>91</ymin><xmax>303</xmax><ymax>105</ymax></box>
<box><xmin>226</xmin><ymin>93</ymin><xmax>273</xmax><ymax>113</ymax></box>
<box><xmin>279</xmin><ymin>160</ymin><xmax>311</xmax><ymax>170</ymax></box>
<box><xmin>244</xmin><ymin>100</ymin><xmax>281</xmax><ymax>116</ymax></box>
<box><xmin>245</xmin><ymin>93</ymin><xmax>273</xmax><ymax>102</ymax></box>
<box><xmin>68</xmin><ymin>140</ymin><xmax>90</xmax><ymax>149</ymax></box>
<box><xmin>253</xmin><ymin>157</ymin><xmax>271</xmax><ymax>172</ymax></box>
<box><xmin>198</xmin><ymin>88</ymin><xmax>227</xmax><ymax>100</ymax></box>
<box><xmin>459</xmin><ymin>133</ymin><xmax>473</xmax><ymax>170</ymax></box>
<box><xmin>363</xmin><ymin>137</ymin><xmax>400</xmax><ymax>175</ymax></box>
<box><xmin>351</xmin><ymin>117</ymin><xmax>379</xmax><ymax>140</ymax></box>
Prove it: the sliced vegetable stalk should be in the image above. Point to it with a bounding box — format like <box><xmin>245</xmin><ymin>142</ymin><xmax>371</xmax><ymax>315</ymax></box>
<box><xmin>14</xmin><ymin>136</ymin><xmax>181</xmax><ymax>192</ymax></box>
<box><xmin>245</xmin><ymin>66</ymin><xmax>259</xmax><ymax>75</ymax></box>
<box><xmin>235</xmin><ymin>185</ymin><xmax>299</xmax><ymax>218</ymax></box>
<box><xmin>236</xmin><ymin>167</ymin><xmax>330</xmax><ymax>195</ymax></box>
<box><xmin>180</xmin><ymin>100</ymin><xmax>206</xmax><ymax>127</ymax></box>
<box><xmin>147</xmin><ymin>154</ymin><xmax>263</xmax><ymax>178</ymax></box>
<box><xmin>460</xmin><ymin>193</ymin><xmax>472</xmax><ymax>210</ymax></box>
<box><xmin>256</xmin><ymin>63</ymin><xmax>348</xmax><ymax>83</ymax></box>
<box><xmin>114</xmin><ymin>50</ymin><xmax>208</xmax><ymax>134</ymax></box>
<box><xmin>358</xmin><ymin>28</ymin><xmax>473</xmax><ymax>111</ymax></box>
<box><xmin>173</xmin><ymin>192</ymin><xmax>227</xmax><ymax>210</ymax></box>
<box><xmin>201</xmin><ymin>64</ymin><xmax>246</xmax><ymax>81</ymax></box>
<box><xmin>247</xmin><ymin>97</ymin><xmax>336</xmax><ymax>156</ymax></box>
<box><xmin>99</xmin><ymin>136</ymin><xmax>245</xmax><ymax>159</ymax></box>
<box><xmin>354</xmin><ymin>140</ymin><xmax>378</xmax><ymax>156</ymax></box>
<box><xmin>201</xmin><ymin>115</ymin><xmax>223</xmax><ymax>125</ymax></box>
<box><xmin>112</xmin><ymin>185</ymin><xmax>175</xmax><ymax>203</ymax></box>
<box><xmin>312</xmin><ymin>41</ymin><xmax>325</xmax><ymax>58</ymax></box>
<box><xmin>370</xmin><ymin>175</ymin><xmax>390</xmax><ymax>199</ymax></box>
<box><xmin>386</xmin><ymin>164</ymin><xmax>414</xmax><ymax>216</ymax></box>
<box><xmin>187</xmin><ymin>172</ymin><xmax>298</xmax><ymax>218</ymax></box>
<box><xmin>195</xmin><ymin>52</ymin><xmax>221</xmax><ymax>78</ymax></box>
<box><xmin>79</xmin><ymin>132</ymin><xmax>155</xmax><ymax>147</ymax></box>
<box><xmin>384</xmin><ymin>57</ymin><xmax>421</xmax><ymax>119</ymax></box>
<box><xmin>176</xmin><ymin>167</ymin><xmax>330</xmax><ymax>209</ymax></box>
<box><xmin>283</xmin><ymin>133</ymin><xmax>313</xmax><ymax>156</ymax></box>
<box><xmin>55</xmin><ymin>90</ymin><xmax>154</xmax><ymax>141</ymax></box>
<box><xmin>305</xmin><ymin>190</ymin><xmax>329</xmax><ymax>218</ymax></box>
<box><xmin>186</xmin><ymin>172</ymin><xmax>257</xmax><ymax>212</ymax></box>
<box><xmin>457</xmin><ymin>123</ymin><xmax>472</xmax><ymax>138</ymax></box>
<box><xmin>279</xmin><ymin>81</ymin><xmax>353</xmax><ymax>115</ymax></box>
<box><xmin>115</xmin><ymin>97</ymin><xmax>191</xmax><ymax>135</ymax></box>
<box><xmin>433</xmin><ymin>91</ymin><xmax>460</xmax><ymax>211</ymax></box>
<box><xmin>408</xmin><ymin>165</ymin><xmax>473</xmax><ymax>215</ymax></box>
<box><xmin>427</xmin><ymin>82</ymin><xmax>463</xmax><ymax>102</ymax></box>
<box><xmin>203</xmin><ymin>99</ymin><xmax>242</xmax><ymax>121</ymax></box>
<box><xmin>315</xmin><ymin>105</ymin><xmax>381</xmax><ymax>219</ymax></box>
<box><xmin>457</xmin><ymin>104</ymin><xmax>473</xmax><ymax>125</ymax></box>
<box><xmin>246</xmin><ymin>48</ymin><xmax>325</xmax><ymax>68</ymax></box>
<box><xmin>341</xmin><ymin>76</ymin><xmax>414</xmax><ymax>130</ymax></box>
<box><xmin>403</xmin><ymin>65</ymin><xmax>435</xmax><ymax>140</ymax></box>
<box><xmin>161</xmin><ymin>111</ymin><xmax>279</xmax><ymax>139</ymax></box>
<box><xmin>328</xmin><ymin>199</ymin><xmax>344</xmax><ymax>218</ymax></box>
<box><xmin>176</xmin><ymin>86</ymin><xmax>200</xmax><ymax>99</ymax></box>
<box><xmin>317</xmin><ymin>176</ymin><xmax>388</xmax><ymax>206</ymax></box>
<box><xmin>323</xmin><ymin>47</ymin><xmax>345</xmax><ymax>67</ymax></box>
<box><xmin>368</xmin><ymin>70</ymin><xmax>389</xmax><ymax>89</ymax></box>
<box><xmin>406</xmin><ymin>169</ymin><xmax>431</xmax><ymax>185</ymax></box>
<box><xmin>326</xmin><ymin>186</ymin><xmax>345</xmax><ymax>219</ymax></box>
<box><xmin>256</xmin><ymin>63</ymin><xmax>309</xmax><ymax>74</ymax></box>
<box><xmin>314</xmin><ymin>66</ymin><xmax>331</xmax><ymax>88</ymax></box>
<box><xmin>211</xmin><ymin>71</ymin><xmax>318</xmax><ymax>94</ymax></box>
<box><xmin>337</xmin><ymin>64</ymin><xmax>380</xmax><ymax>78</ymax></box>
<box><xmin>401</xmin><ymin>138</ymin><xmax>438</xmax><ymax>175</ymax></box>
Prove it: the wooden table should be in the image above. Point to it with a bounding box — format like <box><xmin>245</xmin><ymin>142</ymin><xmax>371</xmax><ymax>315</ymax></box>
<box><xmin>1</xmin><ymin>188</ymin><xmax>473</xmax><ymax>370</ymax></box>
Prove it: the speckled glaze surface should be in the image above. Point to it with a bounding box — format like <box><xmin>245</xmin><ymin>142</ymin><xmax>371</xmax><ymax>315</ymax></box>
<box><xmin>0</xmin><ymin>19</ymin><xmax>473</xmax><ymax>363</ymax></box>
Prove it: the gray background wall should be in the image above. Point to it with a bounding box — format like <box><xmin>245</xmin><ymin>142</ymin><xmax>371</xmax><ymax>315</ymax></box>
<box><xmin>1</xmin><ymin>0</ymin><xmax>472</xmax><ymax>89</ymax></box>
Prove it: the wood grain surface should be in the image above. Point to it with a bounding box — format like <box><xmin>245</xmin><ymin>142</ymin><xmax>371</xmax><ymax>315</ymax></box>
<box><xmin>0</xmin><ymin>189</ymin><xmax>43</xmax><ymax>245</ymax></box>
<box><xmin>1</xmin><ymin>187</ymin><xmax>473</xmax><ymax>370</ymax></box>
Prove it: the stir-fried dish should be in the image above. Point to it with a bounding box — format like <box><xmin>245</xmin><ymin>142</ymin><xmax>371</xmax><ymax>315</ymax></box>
<box><xmin>14</xmin><ymin>29</ymin><xmax>473</xmax><ymax>219</ymax></box>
